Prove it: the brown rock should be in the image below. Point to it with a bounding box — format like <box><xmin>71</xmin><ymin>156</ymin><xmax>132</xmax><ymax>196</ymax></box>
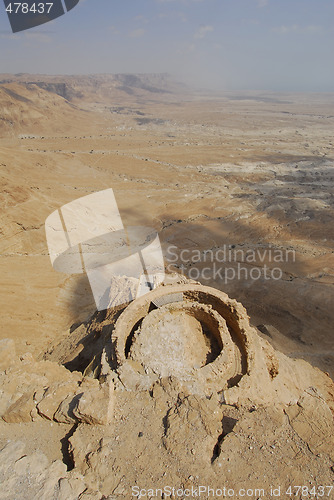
<box><xmin>57</xmin><ymin>473</ymin><xmax>86</xmax><ymax>500</ymax></box>
<box><xmin>53</xmin><ymin>393</ymin><xmax>82</xmax><ymax>424</ymax></box>
<box><xmin>163</xmin><ymin>392</ymin><xmax>223</xmax><ymax>459</ymax></box>
<box><xmin>73</xmin><ymin>377</ymin><xmax>114</xmax><ymax>425</ymax></box>
<box><xmin>285</xmin><ymin>390</ymin><xmax>334</xmax><ymax>460</ymax></box>
<box><xmin>36</xmin><ymin>381</ymin><xmax>80</xmax><ymax>421</ymax></box>
<box><xmin>2</xmin><ymin>390</ymin><xmax>35</xmax><ymax>423</ymax></box>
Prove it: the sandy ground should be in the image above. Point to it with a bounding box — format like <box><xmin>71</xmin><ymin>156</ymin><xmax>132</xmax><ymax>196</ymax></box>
<box><xmin>0</xmin><ymin>75</ymin><xmax>333</xmax><ymax>498</ymax></box>
<box><xmin>0</xmin><ymin>77</ymin><xmax>333</xmax><ymax>377</ymax></box>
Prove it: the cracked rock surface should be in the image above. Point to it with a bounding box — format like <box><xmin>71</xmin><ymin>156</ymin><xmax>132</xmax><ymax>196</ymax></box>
<box><xmin>0</xmin><ymin>283</ymin><xmax>333</xmax><ymax>498</ymax></box>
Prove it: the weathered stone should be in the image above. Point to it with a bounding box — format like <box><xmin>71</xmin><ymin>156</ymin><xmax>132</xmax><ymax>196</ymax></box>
<box><xmin>0</xmin><ymin>441</ymin><xmax>67</xmax><ymax>500</ymax></box>
<box><xmin>37</xmin><ymin>460</ymin><xmax>68</xmax><ymax>500</ymax></box>
<box><xmin>37</xmin><ymin>381</ymin><xmax>80</xmax><ymax>420</ymax></box>
<box><xmin>78</xmin><ymin>488</ymin><xmax>104</xmax><ymax>499</ymax></box>
<box><xmin>73</xmin><ymin>377</ymin><xmax>114</xmax><ymax>425</ymax></box>
<box><xmin>0</xmin><ymin>441</ymin><xmax>26</xmax><ymax>476</ymax></box>
<box><xmin>163</xmin><ymin>392</ymin><xmax>223</xmax><ymax>459</ymax></box>
<box><xmin>13</xmin><ymin>449</ymin><xmax>49</xmax><ymax>475</ymax></box>
<box><xmin>117</xmin><ymin>362</ymin><xmax>157</xmax><ymax>392</ymax></box>
<box><xmin>2</xmin><ymin>390</ymin><xmax>35</xmax><ymax>423</ymax></box>
<box><xmin>285</xmin><ymin>391</ymin><xmax>334</xmax><ymax>460</ymax></box>
<box><xmin>53</xmin><ymin>393</ymin><xmax>82</xmax><ymax>424</ymax></box>
<box><xmin>57</xmin><ymin>473</ymin><xmax>86</xmax><ymax>500</ymax></box>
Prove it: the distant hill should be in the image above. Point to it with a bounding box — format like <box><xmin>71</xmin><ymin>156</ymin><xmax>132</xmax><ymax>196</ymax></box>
<box><xmin>0</xmin><ymin>81</ymin><xmax>88</xmax><ymax>136</ymax></box>
<box><xmin>0</xmin><ymin>73</ymin><xmax>187</xmax><ymax>102</ymax></box>
<box><xmin>0</xmin><ymin>73</ymin><xmax>188</xmax><ymax>136</ymax></box>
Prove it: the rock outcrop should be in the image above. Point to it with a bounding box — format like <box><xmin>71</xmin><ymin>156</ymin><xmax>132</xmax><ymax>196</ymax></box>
<box><xmin>0</xmin><ymin>282</ymin><xmax>333</xmax><ymax>498</ymax></box>
<box><xmin>0</xmin><ymin>440</ymin><xmax>102</xmax><ymax>500</ymax></box>
<box><xmin>0</xmin><ymin>339</ymin><xmax>114</xmax><ymax>426</ymax></box>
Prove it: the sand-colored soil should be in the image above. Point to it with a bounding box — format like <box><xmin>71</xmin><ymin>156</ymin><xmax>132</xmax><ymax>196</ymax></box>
<box><xmin>1</xmin><ymin>75</ymin><xmax>333</xmax><ymax>375</ymax></box>
<box><xmin>0</xmin><ymin>74</ymin><xmax>333</xmax><ymax>498</ymax></box>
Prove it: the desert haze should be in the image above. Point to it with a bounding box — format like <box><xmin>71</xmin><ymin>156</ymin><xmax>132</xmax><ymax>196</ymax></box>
<box><xmin>0</xmin><ymin>74</ymin><xmax>333</xmax><ymax>498</ymax></box>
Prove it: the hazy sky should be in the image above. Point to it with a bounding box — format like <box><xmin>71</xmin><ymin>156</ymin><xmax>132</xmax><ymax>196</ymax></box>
<box><xmin>1</xmin><ymin>0</ymin><xmax>333</xmax><ymax>91</ymax></box>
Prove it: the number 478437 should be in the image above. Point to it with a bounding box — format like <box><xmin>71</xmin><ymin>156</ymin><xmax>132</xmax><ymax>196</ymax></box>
<box><xmin>5</xmin><ymin>3</ymin><xmax>54</xmax><ymax>14</ymax></box>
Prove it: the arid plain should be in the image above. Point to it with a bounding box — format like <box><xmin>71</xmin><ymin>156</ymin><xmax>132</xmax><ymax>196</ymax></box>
<box><xmin>1</xmin><ymin>74</ymin><xmax>333</xmax><ymax>375</ymax></box>
<box><xmin>0</xmin><ymin>75</ymin><xmax>334</xmax><ymax>497</ymax></box>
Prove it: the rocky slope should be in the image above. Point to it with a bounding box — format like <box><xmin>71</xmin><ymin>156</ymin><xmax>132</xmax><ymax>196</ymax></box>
<box><xmin>0</xmin><ymin>281</ymin><xmax>333</xmax><ymax>498</ymax></box>
<box><xmin>0</xmin><ymin>73</ymin><xmax>333</xmax><ymax>498</ymax></box>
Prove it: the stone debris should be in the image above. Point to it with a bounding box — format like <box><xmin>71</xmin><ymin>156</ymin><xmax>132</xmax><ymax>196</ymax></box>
<box><xmin>2</xmin><ymin>390</ymin><xmax>35</xmax><ymax>424</ymax></box>
<box><xmin>36</xmin><ymin>381</ymin><xmax>80</xmax><ymax>421</ymax></box>
<box><xmin>285</xmin><ymin>390</ymin><xmax>334</xmax><ymax>460</ymax></box>
<box><xmin>73</xmin><ymin>376</ymin><xmax>114</xmax><ymax>425</ymax></box>
<box><xmin>0</xmin><ymin>441</ymin><xmax>102</xmax><ymax>500</ymax></box>
<box><xmin>163</xmin><ymin>393</ymin><xmax>224</xmax><ymax>459</ymax></box>
<box><xmin>0</xmin><ymin>347</ymin><xmax>115</xmax><ymax>427</ymax></box>
<box><xmin>0</xmin><ymin>282</ymin><xmax>333</xmax><ymax>498</ymax></box>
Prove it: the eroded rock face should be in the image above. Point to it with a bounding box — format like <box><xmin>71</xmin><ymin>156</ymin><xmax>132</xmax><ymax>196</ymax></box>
<box><xmin>1</xmin><ymin>282</ymin><xmax>333</xmax><ymax>498</ymax></box>
<box><xmin>72</xmin><ymin>376</ymin><xmax>114</xmax><ymax>426</ymax></box>
<box><xmin>0</xmin><ymin>342</ymin><xmax>114</xmax><ymax>426</ymax></box>
<box><xmin>162</xmin><ymin>392</ymin><xmax>224</xmax><ymax>459</ymax></box>
<box><xmin>285</xmin><ymin>389</ymin><xmax>334</xmax><ymax>460</ymax></box>
<box><xmin>0</xmin><ymin>440</ymin><xmax>103</xmax><ymax>500</ymax></box>
<box><xmin>68</xmin><ymin>376</ymin><xmax>334</xmax><ymax>498</ymax></box>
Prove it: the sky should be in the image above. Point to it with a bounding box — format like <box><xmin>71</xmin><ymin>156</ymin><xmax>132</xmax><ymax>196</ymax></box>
<box><xmin>1</xmin><ymin>0</ymin><xmax>333</xmax><ymax>91</ymax></box>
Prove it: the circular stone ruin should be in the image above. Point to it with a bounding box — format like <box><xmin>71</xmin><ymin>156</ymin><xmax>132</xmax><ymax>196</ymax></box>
<box><xmin>112</xmin><ymin>284</ymin><xmax>254</xmax><ymax>394</ymax></box>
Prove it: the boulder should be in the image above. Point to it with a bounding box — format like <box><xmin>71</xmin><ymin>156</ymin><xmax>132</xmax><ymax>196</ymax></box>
<box><xmin>73</xmin><ymin>377</ymin><xmax>114</xmax><ymax>426</ymax></box>
<box><xmin>36</xmin><ymin>381</ymin><xmax>80</xmax><ymax>421</ymax></box>
<box><xmin>2</xmin><ymin>390</ymin><xmax>35</xmax><ymax>423</ymax></box>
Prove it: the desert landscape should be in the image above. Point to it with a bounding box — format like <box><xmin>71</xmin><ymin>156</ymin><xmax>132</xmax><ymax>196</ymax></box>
<box><xmin>0</xmin><ymin>74</ymin><xmax>333</xmax><ymax>498</ymax></box>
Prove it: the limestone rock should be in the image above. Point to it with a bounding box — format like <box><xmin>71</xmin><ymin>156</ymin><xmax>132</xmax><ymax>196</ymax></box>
<box><xmin>53</xmin><ymin>393</ymin><xmax>82</xmax><ymax>424</ymax></box>
<box><xmin>2</xmin><ymin>390</ymin><xmax>35</xmax><ymax>423</ymax></box>
<box><xmin>0</xmin><ymin>344</ymin><xmax>83</xmax><ymax>421</ymax></box>
<box><xmin>117</xmin><ymin>362</ymin><xmax>158</xmax><ymax>392</ymax></box>
<box><xmin>57</xmin><ymin>474</ymin><xmax>86</xmax><ymax>500</ymax></box>
<box><xmin>73</xmin><ymin>377</ymin><xmax>114</xmax><ymax>425</ymax></box>
<box><xmin>0</xmin><ymin>440</ymin><xmax>102</xmax><ymax>500</ymax></box>
<box><xmin>163</xmin><ymin>392</ymin><xmax>223</xmax><ymax>459</ymax></box>
<box><xmin>0</xmin><ymin>390</ymin><xmax>13</xmax><ymax>417</ymax></box>
<box><xmin>0</xmin><ymin>441</ymin><xmax>26</xmax><ymax>478</ymax></box>
<box><xmin>285</xmin><ymin>390</ymin><xmax>334</xmax><ymax>460</ymax></box>
<box><xmin>0</xmin><ymin>441</ymin><xmax>65</xmax><ymax>500</ymax></box>
<box><xmin>78</xmin><ymin>489</ymin><xmax>104</xmax><ymax>500</ymax></box>
<box><xmin>36</xmin><ymin>380</ymin><xmax>80</xmax><ymax>421</ymax></box>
